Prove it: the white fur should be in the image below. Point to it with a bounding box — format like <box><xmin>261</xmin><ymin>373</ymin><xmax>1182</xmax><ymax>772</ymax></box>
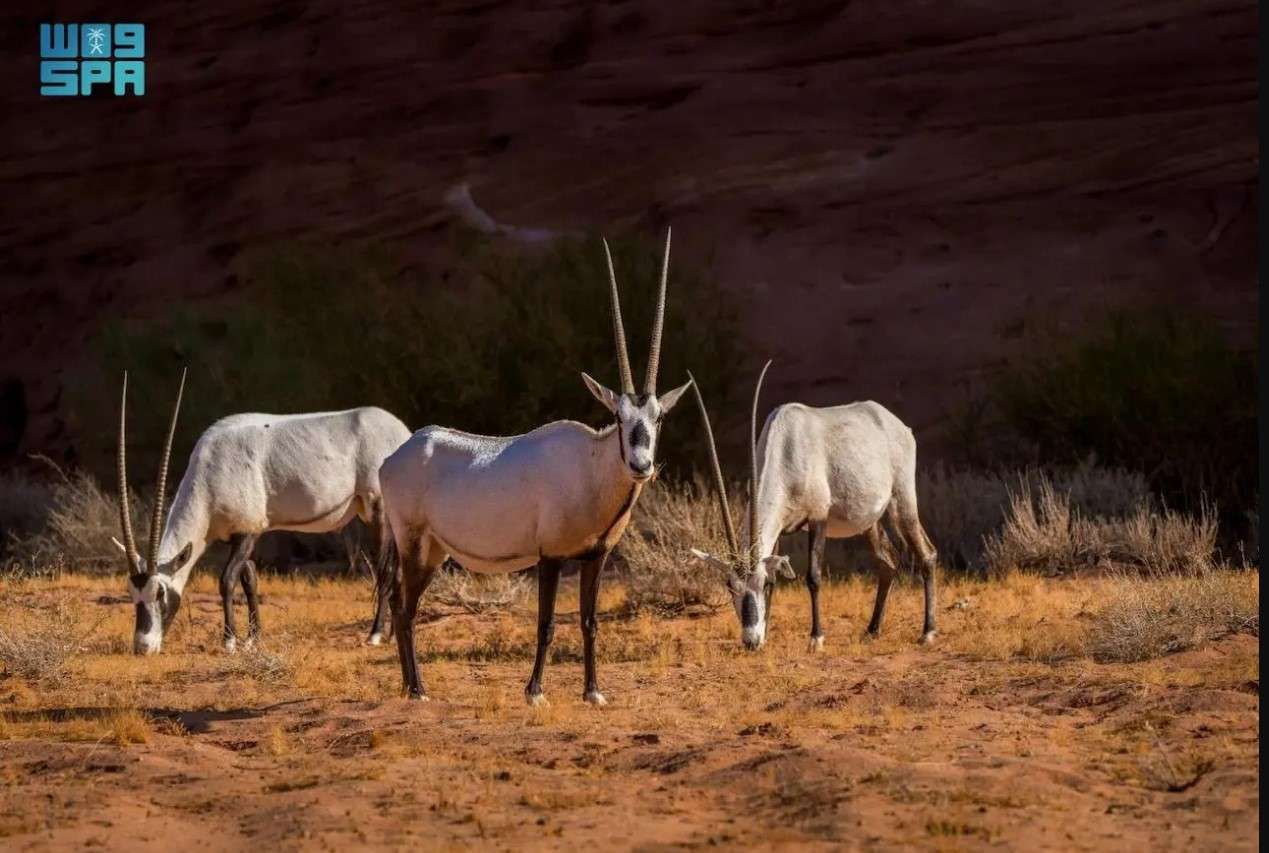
<box><xmin>698</xmin><ymin>400</ymin><xmax>936</xmax><ymax>648</ymax></box>
<box><xmin>127</xmin><ymin>407</ymin><xmax>411</xmax><ymax>650</ymax></box>
<box><xmin>747</xmin><ymin>401</ymin><xmax>920</xmax><ymax>559</ymax></box>
<box><xmin>379</xmin><ymin>383</ymin><xmax>688</xmax><ymax>575</ymax></box>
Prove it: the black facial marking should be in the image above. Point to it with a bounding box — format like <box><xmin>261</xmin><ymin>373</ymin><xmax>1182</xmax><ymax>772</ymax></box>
<box><xmin>629</xmin><ymin>420</ymin><xmax>650</xmax><ymax>449</ymax></box>
<box><xmin>741</xmin><ymin>592</ymin><xmax>759</xmax><ymax>628</ymax></box>
<box><xmin>162</xmin><ymin>588</ymin><xmax>183</xmax><ymax>627</ymax></box>
<box><xmin>135</xmin><ymin>602</ymin><xmax>154</xmax><ymax>634</ymax></box>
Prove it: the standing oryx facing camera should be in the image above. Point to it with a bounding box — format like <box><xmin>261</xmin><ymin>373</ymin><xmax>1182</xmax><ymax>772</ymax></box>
<box><xmin>379</xmin><ymin>230</ymin><xmax>692</xmax><ymax>706</ymax></box>
<box><xmin>690</xmin><ymin>364</ymin><xmax>939</xmax><ymax>651</ymax></box>
<box><xmin>115</xmin><ymin>371</ymin><xmax>411</xmax><ymax>655</ymax></box>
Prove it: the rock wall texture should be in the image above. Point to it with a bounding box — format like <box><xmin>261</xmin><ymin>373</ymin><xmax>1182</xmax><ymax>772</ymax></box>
<box><xmin>0</xmin><ymin>1</ymin><xmax>1257</xmax><ymax>464</ymax></box>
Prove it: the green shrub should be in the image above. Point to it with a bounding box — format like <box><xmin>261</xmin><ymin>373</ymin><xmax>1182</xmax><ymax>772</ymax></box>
<box><xmin>969</xmin><ymin>310</ymin><xmax>1255</xmax><ymax>522</ymax></box>
<box><xmin>65</xmin><ymin>233</ymin><xmax>746</xmax><ymax>485</ymax></box>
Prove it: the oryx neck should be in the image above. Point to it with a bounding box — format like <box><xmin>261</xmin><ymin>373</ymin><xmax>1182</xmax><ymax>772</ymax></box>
<box><xmin>156</xmin><ymin>481</ymin><xmax>209</xmax><ymax>593</ymax></box>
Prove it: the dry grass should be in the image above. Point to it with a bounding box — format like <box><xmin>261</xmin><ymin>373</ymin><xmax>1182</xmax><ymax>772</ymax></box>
<box><xmin>2</xmin><ymin>467</ymin><xmax>151</xmax><ymax>573</ymax></box>
<box><xmin>428</xmin><ymin>566</ymin><xmax>532</xmax><ymax>613</ymax></box>
<box><xmin>0</xmin><ymin>567</ymin><xmax>1256</xmax><ymax>848</ymax></box>
<box><xmin>916</xmin><ymin>462</ymin><xmax>1148</xmax><ymax>572</ymax></box>
<box><xmin>983</xmin><ymin>476</ymin><xmax>1216</xmax><ymax>575</ymax></box>
<box><xmin>1088</xmin><ymin>569</ymin><xmax>1259</xmax><ymax>662</ymax></box>
<box><xmin>617</xmin><ymin>476</ymin><xmax>734</xmax><ymax>614</ymax></box>
<box><xmin>217</xmin><ymin>641</ymin><xmax>297</xmax><ymax>685</ymax></box>
<box><xmin>0</xmin><ymin>596</ymin><xmax>104</xmax><ymax>686</ymax></box>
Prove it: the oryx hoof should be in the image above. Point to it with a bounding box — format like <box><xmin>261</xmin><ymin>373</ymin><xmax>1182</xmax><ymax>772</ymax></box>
<box><xmin>861</xmin><ymin>629</ymin><xmax>881</xmax><ymax>643</ymax></box>
<box><xmin>919</xmin><ymin>630</ymin><xmax>938</xmax><ymax>646</ymax></box>
<box><xmin>242</xmin><ymin>635</ymin><xmax>257</xmax><ymax>651</ymax></box>
<box><xmin>405</xmin><ymin>690</ymin><xmax>430</xmax><ymax>703</ymax></box>
<box><xmin>525</xmin><ymin>692</ymin><xmax>549</xmax><ymax>709</ymax></box>
<box><xmin>223</xmin><ymin>636</ymin><xmax>238</xmax><ymax>654</ymax></box>
<box><xmin>366</xmin><ymin>632</ymin><xmax>385</xmax><ymax>647</ymax></box>
<box><xmin>583</xmin><ymin>690</ymin><xmax>608</xmax><ymax>707</ymax></box>
<box><xmin>808</xmin><ymin>636</ymin><xmax>825</xmax><ymax>653</ymax></box>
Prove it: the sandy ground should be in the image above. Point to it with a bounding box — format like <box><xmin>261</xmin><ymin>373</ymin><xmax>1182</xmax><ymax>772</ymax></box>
<box><xmin>0</xmin><ymin>572</ymin><xmax>1258</xmax><ymax>851</ymax></box>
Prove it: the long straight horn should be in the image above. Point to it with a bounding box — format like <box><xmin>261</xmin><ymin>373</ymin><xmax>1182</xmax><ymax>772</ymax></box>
<box><xmin>644</xmin><ymin>227</ymin><xmax>670</xmax><ymax>395</ymax></box>
<box><xmin>687</xmin><ymin>372</ymin><xmax>739</xmax><ymax>557</ymax></box>
<box><xmin>146</xmin><ymin>368</ymin><xmax>187</xmax><ymax>575</ymax></box>
<box><xmin>601</xmin><ymin>237</ymin><xmax>636</xmax><ymax>395</ymax></box>
<box><xmin>749</xmin><ymin>360</ymin><xmax>773</xmax><ymax>567</ymax></box>
<box><xmin>117</xmin><ymin>372</ymin><xmax>141</xmax><ymax>574</ymax></box>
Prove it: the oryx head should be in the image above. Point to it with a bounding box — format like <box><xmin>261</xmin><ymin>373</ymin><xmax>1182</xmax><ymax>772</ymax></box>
<box><xmin>688</xmin><ymin>361</ymin><xmax>794</xmax><ymax>650</ymax></box>
<box><xmin>582</xmin><ymin>229</ymin><xmax>691</xmax><ymax>484</ymax></box>
<box><xmin>115</xmin><ymin>369</ymin><xmax>192</xmax><ymax>655</ymax></box>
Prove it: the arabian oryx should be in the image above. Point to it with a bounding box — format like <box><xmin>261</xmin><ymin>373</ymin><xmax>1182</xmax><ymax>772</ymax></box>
<box><xmin>689</xmin><ymin>364</ymin><xmax>938</xmax><ymax>651</ymax></box>
<box><xmin>115</xmin><ymin>371</ymin><xmax>412</xmax><ymax>654</ymax></box>
<box><xmin>379</xmin><ymin>230</ymin><xmax>692</xmax><ymax>706</ymax></box>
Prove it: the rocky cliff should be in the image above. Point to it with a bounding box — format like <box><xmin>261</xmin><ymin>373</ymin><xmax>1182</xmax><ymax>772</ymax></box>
<box><xmin>0</xmin><ymin>0</ymin><xmax>1257</xmax><ymax>464</ymax></box>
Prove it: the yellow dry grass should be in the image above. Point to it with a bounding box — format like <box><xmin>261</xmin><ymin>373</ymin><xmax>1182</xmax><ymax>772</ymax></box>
<box><xmin>0</xmin><ymin>567</ymin><xmax>1257</xmax><ymax>850</ymax></box>
<box><xmin>0</xmin><ymin>568</ymin><xmax>1256</xmax><ymax>723</ymax></box>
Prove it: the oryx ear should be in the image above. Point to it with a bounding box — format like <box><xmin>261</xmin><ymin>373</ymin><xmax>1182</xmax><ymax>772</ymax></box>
<box><xmin>172</xmin><ymin>542</ymin><xmax>194</xmax><ymax>569</ymax></box>
<box><xmin>657</xmin><ymin>378</ymin><xmax>693</xmax><ymax>414</ymax></box>
<box><xmin>110</xmin><ymin>536</ymin><xmax>128</xmax><ymax>555</ymax></box>
<box><xmin>581</xmin><ymin>372</ymin><xmax>620</xmax><ymax>414</ymax></box>
<box><xmin>726</xmin><ymin>575</ymin><xmax>747</xmax><ymax>596</ymax></box>
<box><xmin>689</xmin><ymin>547</ymin><xmax>730</xmax><ymax>573</ymax></box>
<box><xmin>775</xmin><ymin>556</ymin><xmax>796</xmax><ymax>580</ymax></box>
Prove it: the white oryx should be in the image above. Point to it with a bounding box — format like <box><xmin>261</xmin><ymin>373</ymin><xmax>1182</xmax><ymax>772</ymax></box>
<box><xmin>690</xmin><ymin>364</ymin><xmax>939</xmax><ymax>651</ymax></box>
<box><xmin>115</xmin><ymin>372</ymin><xmax>411</xmax><ymax>655</ymax></box>
<box><xmin>379</xmin><ymin>230</ymin><xmax>691</xmax><ymax>706</ymax></box>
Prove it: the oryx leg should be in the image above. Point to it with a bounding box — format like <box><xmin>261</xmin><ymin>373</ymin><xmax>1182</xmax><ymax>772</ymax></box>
<box><xmin>525</xmin><ymin>558</ymin><xmax>562</xmax><ymax>707</ymax></box>
<box><xmin>890</xmin><ymin>498</ymin><xmax>939</xmax><ymax>644</ymax></box>
<box><xmin>392</xmin><ymin>530</ymin><xmax>439</xmax><ymax>700</ymax></box>
<box><xmin>365</xmin><ymin>499</ymin><xmax>394</xmax><ymax>646</ymax></box>
<box><xmin>864</xmin><ymin>522</ymin><xmax>898</xmax><ymax>638</ymax></box>
<box><xmin>219</xmin><ymin>533</ymin><xmax>257</xmax><ymax>652</ymax></box>
<box><xmin>807</xmin><ymin>521</ymin><xmax>827</xmax><ymax>652</ymax></box>
<box><xmin>579</xmin><ymin>551</ymin><xmax>610</xmax><ymax>705</ymax></box>
<box><xmin>239</xmin><ymin>555</ymin><xmax>262</xmax><ymax>648</ymax></box>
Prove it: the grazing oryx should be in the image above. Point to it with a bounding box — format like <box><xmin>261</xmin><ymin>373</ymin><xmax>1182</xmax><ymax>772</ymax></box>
<box><xmin>379</xmin><ymin>230</ymin><xmax>691</xmax><ymax>706</ymax></box>
<box><xmin>689</xmin><ymin>364</ymin><xmax>938</xmax><ymax>651</ymax></box>
<box><xmin>115</xmin><ymin>371</ymin><xmax>411</xmax><ymax>655</ymax></box>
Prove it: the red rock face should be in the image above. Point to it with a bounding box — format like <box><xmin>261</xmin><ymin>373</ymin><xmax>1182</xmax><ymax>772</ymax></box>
<box><xmin>0</xmin><ymin>1</ymin><xmax>1256</xmax><ymax>464</ymax></box>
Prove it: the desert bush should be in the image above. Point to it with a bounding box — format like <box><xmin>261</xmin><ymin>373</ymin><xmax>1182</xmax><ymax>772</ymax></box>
<box><xmin>981</xmin><ymin>309</ymin><xmax>1255</xmax><ymax>520</ymax></box>
<box><xmin>66</xmin><ymin>233</ymin><xmax>745</xmax><ymax>485</ymax></box>
<box><xmin>6</xmin><ymin>467</ymin><xmax>151</xmax><ymax>573</ymax></box>
<box><xmin>1089</xmin><ymin>569</ymin><xmax>1258</xmax><ymax>662</ymax></box>
<box><xmin>0</xmin><ymin>598</ymin><xmax>101</xmax><ymax>685</ymax></box>
<box><xmin>617</xmin><ymin>476</ymin><xmax>738</xmax><ymax>614</ymax></box>
<box><xmin>916</xmin><ymin>462</ymin><xmax>1148</xmax><ymax>572</ymax></box>
<box><xmin>983</xmin><ymin>475</ymin><xmax>1216</xmax><ymax>576</ymax></box>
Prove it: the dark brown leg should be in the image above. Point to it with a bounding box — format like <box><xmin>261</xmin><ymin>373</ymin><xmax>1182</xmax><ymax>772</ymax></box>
<box><xmin>525</xmin><ymin>559</ymin><xmax>562</xmax><ymax>706</ymax></box>
<box><xmin>366</xmin><ymin>501</ymin><xmax>394</xmax><ymax>645</ymax></box>
<box><xmin>392</xmin><ymin>535</ymin><xmax>437</xmax><ymax>700</ymax></box>
<box><xmin>807</xmin><ymin>522</ymin><xmax>827</xmax><ymax>651</ymax></box>
<box><xmin>890</xmin><ymin>489</ymin><xmax>940</xmax><ymax>644</ymax></box>
<box><xmin>864</xmin><ymin>523</ymin><xmax>898</xmax><ymax>637</ymax></box>
<box><xmin>579</xmin><ymin>552</ymin><xmax>609</xmax><ymax>705</ymax></box>
<box><xmin>906</xmin><ymin>522</ymin><xmax>939</xmax><ymax>643</ymax></box>
<box><xmin>237</xmin><ymin>535</ymin><xmax>261</xmax><ymax>645</ymax></box>
<box><xmin>219</xmin><ymin>534</ymin><xmax>255</xmax><ymax>652</ymax></box>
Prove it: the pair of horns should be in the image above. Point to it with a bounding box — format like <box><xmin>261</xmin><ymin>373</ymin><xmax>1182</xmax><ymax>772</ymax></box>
<box><xmin>689</xmin><ymin>359</ymin><xmax>772</xmax><ymax>575</ymax></box>
<box><xmin>118</xmin><ymin>368</ymin><xmax>186</xmax><ymax>575</ymax></box>
<box><xmin>602</xmin><ymin>228</ymin><xmax>670</xmax><ymax>396</ymax></box>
